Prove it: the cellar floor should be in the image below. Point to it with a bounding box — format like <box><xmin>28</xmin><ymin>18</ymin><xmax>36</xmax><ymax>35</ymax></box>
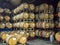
<box><xmin>0</xmin><ymin>39</ymin><xmax>60</xmax><ymax>45</ymax></box>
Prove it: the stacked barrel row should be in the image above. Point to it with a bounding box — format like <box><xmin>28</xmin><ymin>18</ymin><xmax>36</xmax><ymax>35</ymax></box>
<box><xmin>36</xmin><ymin>21</ymin><xmax>54</xmax><ymax>29</ymax></box>
<box><xmin>0</xmin><ymin>30</ymin><xmax>55</xmax><ymax>45</ymax></box>
<box><xmin>35</xmin><ymin>3</ymin><xmax>54</xmax><ymax>29</ymax></box>
<box><xmin>1</xmin><ymin>1</ymin><xmax>60</xmax><ymax>44</ymax></box>
<box><xmin>0</xmin><ymin>31</ymin><xmax>27</xmax><ymax>45</ymax></box>
<box><xmin>13</xmin><ymin>3</ymin><xmax>35</xmax><ymax>14</ymax></box>
<box><xmin>35</xmin><ymin>30</ymin><xmax>54</xmax><ymax>38</ymax></box>
<box><xmin>12</xmin><ymin>3</ymin><xmax>35</xmax><ymax>29</ymax></box>
<box><xmin>56</xmin><ymin>1</ymin><xmax>60</xmax><ymax>28</ymax></box>
<box><xmin>34</xmin><ymin>1</ymin><xmax>60</xmax><ymax>42</ymax></box>
<box><xmin>0</xmin><ymin>8</ymin><xmax>12</xmax><ymax>29</ymax></box>
<box><xmin>11</xmin><ymin>3</ymin><xmax>36</xmax><ymax>45</ymax></box>
<box><xmin>0</xmin><ymin>3</ymin><xmax>35</xmax><ymax>45</ymax></box>
<box><xmin>12</xmin><ymin>12</ymin><xmax>35</xmax><ymax>29</ymax></box>
<box><xmin>55</xmin><ymin>1</ymin><xmax>60</xmax><ymax>42</ymax></box>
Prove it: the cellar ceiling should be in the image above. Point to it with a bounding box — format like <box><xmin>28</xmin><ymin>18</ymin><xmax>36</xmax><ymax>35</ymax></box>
<box><xmin>0</xmin><ymin>0</ymin><xmax>60</xmax><ymax>13</ymax></box>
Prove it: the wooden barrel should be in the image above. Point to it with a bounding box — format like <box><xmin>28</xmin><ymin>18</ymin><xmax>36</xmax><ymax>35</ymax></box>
<box><xmin>35</xmin><ymin>30</ymin><xmax>39</xmax><ymax>36</ymax></box>
<box><xmin>24</xmin><ymin>32</ymin><xmax>29</xmax><ymax>38</ymax></box>
<box><xmin>6</xmin><ymin>22</ymin><xmax>12</xmax><ymax>28</ymax></box>
<box><xmin>29</xmin><ymin>13</ymin><xmax>35</xmax><ymax>19</ymax></box>
<box><xmin>13</xmin><ymin>23</ymin><xmax>19</xmax><ymax>28</ymax></box>
<box><xmin>58</xmin><ymin>12</ymin><xmax>60</xmax><ymax>17</ymax></box>
<box><xmin>45</xmin><ymin>31</ymin><xmax>51</xmax><ymax>38</ymax></box>
<box><xmin>13</xmin><ymin>3</ymin><xmax>28</xmax><ymax>14</ymax></box>
<box><xmin>0</xmin><ymin>15</ymin><xmax>3</xmax><ymax>21</ymax></box>
<box><xmin>19</xmin><ymin>30</ymin><xmax>29</xmax><ymax>38</ymax></box>
<box><xmin>10</xmin><ymin>31</ymin><xmax>17</xmax><ymax>35</ymax></box>
<box><xmin>44</xmin><ymin>13</ymin><xmax>49</xmax><ymax>19</ymax></box>
<box><xmin>39</xmin><ymin>31</ymin><xmax>43</xmax><ymax>37</ymax></box>
<box><xmin>39</xmin><ymin>13</ymin><xmax>44</xmax><ymax>19</ymax></box>
<box><xmin>15</xmin><ymin>22</ymin><xmax>20</xmax><ymax>28</ymax></box>
<box><xmin>36</xmin><ymin>22</ymin><xmax>40</xmax><ymax>28</ymax></box>
<box><xmin>49</xmin><ymin>5</ymin><xmax>54</xmax><ymax>13</ymax></box>
<box><xmin>29</xmin><ymin>30</ymin><xmax>35</xmax><ymax>38</ymax></box>
<box><xmin>43</xmin><ymin>3</ymin><xmax>48</xmax><ymax>10</ymax></box>
<box><xmin>29</xmin><ymin>4</ymin><xmax>35</xmax><ymax>11</ymax></box>
<box><xmin>1</xmin><ymin>32</ymin><xmax>9</xmax><ymax>41</ymax></box>
<box><xmin>23</xmin><ymin>12</ymin><xmax>29</xmax><ymax>19</ymax></box>
<box><xmin>0</xmin><ymin>23</ymin><xmax>5</xmax><ymax>28</ymax></box>
<box><xmin>13</xmin><ymin>16</ymin><xmax>16</xmax><ymax>21</ymax></box>
<box><xmin>26</xmin><ymin>32</ymin><xmax>29</xmax><ymax>38</ymax></box>
<box><xmin>18</xmin><ymin>36</ymin><xmax>27</xmax><ymax>44</ymax></box>
<box><xmin>23</xmin><ymin>3</ymin><xmax>29</xmax><ymax>9</ymax></box>
<box><xmin>6</xmin><ymin>35</ymin><xmax>17</xmax><ymax>45</ymax></box>
<box><xmin>18</xmin><ymin>13</ymin><xmax>23</xmax><ymax>20</ymax></box>
<box><xmin>13</xmin><ymin>22</ymin><xmax>28</xmax><ymax>28</ymax></box>
<box><xmin>57</xmin><ymin>1</ymin><xmax>60</xmax><ymax>12</ymax></box>
<box><xmin>47</xmin><ymin>31</ymin><xmax>54</xmax><ymax>38</ymax></box>
<box><xmin>55</xmin><ymin>32</ymin><xmax>60</xmax><ymax>42</ymax></box>
<box><xmin>58</xmin><ymin>22</ymin><xmax>60</xmax><ymax>28</ymax></box>
<box><xmin>13</xmin><ymin>13</ymin><xmax>23</xmax><ymax>20</ymax></box>
<box><xmin>39</xmin><ymin>3</ymin><xmax>48</xmax><ymax>11</ymax></box>
<box><xmin>49</xmin><ymin>14</ymin><xmax>54</xmax><ymax>19</ymax></box>
<box><xmin>39</xmin><ymin>4</ymin><xmax>45</xmax><ymax>11</ymax></box>
<box><xmin>23</xmin><ymin>22</ymin><xmax>29</xmax><ymax>29</ymax></box>
<box><xmin>29</xmin><ymin>22</ymin><xmax>35</xmax><ymax>28</ymax></box>
<box><xmin>0</xmin><ymin>8</ymin><xmax>4</xmax><ymax>13</ymax></box>
<box><xmin>10</xmin><ymin>31</ymin><xmax>21</xmax><ymax>41</ymax></box>
<box><xmin>20</xmin><ymin>30</ymin><xmax>25</xmax><ymax>36</ymax></box>
<box><xmin>45</xmin><ymin>22</ymin><xmax>49</xmax><ymax>28</ymax></box>
<box><xmin>13</xmin><ymin>12</ymin><xmax>29</xmax><ymax>21</ymax></box>
<box><xmin>13</xmin><ymin>15</ymin><xmax>19</xmax><ymax>21</ymax></box>
<box><xmin>41</xmin><ymin>31</ymin><xmax>46</xmax><ymax>37</ymax></box>
<box><xmin>49</xmin><ymin>22</ymin><xmax>54</xmax><ymax>28</ymax></box>
<box><xmin>36</xmin><ymin>22</ymin><xmax>45</xmax><ymax>28</ymax></box>
<box><xmin>13</xmin><ymin>23</ymin><xmax>16</xmax><ymax>27</ymax></box>
<box><xmin>17</xmin><ymin>34</ymin><xmax>22</xmax><ymax>41</ymax></box>
<box><xmin>4</xmin><ymin>8</ymin><xmax>11</xmax><ymax>14</ymax></box>
<box><xmin>19</xmin><ymin>22</ymin><xmax>24</xmax><ymax>28</ymax></box>
<box><xmin>57</xmin><ymin>1</ymin><xmax>60</xmax><ymax>8</ymax></box>
<box><xmin>4</xmin><ymin>16</ymin><xmax>10</xmax><ymax>21</ymax></box>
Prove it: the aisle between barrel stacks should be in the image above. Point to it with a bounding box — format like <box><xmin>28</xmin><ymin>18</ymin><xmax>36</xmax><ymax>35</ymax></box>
<box><xmin>49</xmin><ymin>32</ymin><xmax>54</xmax><ymax>43</ymax></box>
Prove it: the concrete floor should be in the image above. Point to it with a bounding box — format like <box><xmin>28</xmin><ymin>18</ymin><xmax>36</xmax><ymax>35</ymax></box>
<box><xmin>0</xmin><ymin>39</ymin><xmax>60</xmax><ymax>45</ymax></box>
<box><xmin>27</xmin><ymin>39</ymin><xmax>60</xmax><ymax>45</ymax></box>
